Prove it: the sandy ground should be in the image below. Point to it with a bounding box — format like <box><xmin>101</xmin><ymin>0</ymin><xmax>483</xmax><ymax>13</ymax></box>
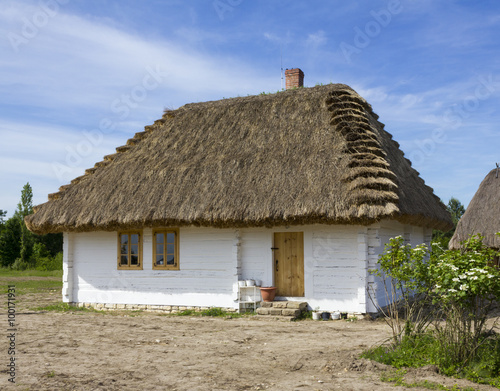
<box><xmin>2</xmin><ymin>277</ymin><xmax>499</xmax><ymax>391</ymax></box>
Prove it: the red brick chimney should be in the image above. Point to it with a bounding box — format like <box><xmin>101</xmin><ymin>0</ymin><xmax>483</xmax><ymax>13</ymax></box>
<box><xmin>285</xmin><ymin>68</ymin><xmax>304</xmax><ymax>89</ymax></box>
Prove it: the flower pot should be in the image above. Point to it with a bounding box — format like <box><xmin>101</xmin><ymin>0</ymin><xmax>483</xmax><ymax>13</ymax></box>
<box><xmin>321</xmin><ymin>312</ymin><xmax>331</xmax><ymax>321</ymax></box>
<box><xmin>246</xmin><ymin>279</ymin><xmax>255</xmax><ymax>286</ymax></box>
<box><xmin>238</xmin><ymin>280</ymin><xmax>246</xmax><ymax>287</ymax></box>
<box><xmin>331</xmin><ymin>312</ymin><xmax>340</xmax><ymax>320</ymax></box>
<box><xmin>259</xmin><ymin>287</ymin><xmax>277</xmax><ymax>302</ymax></box>
<box><xmin>312</xmin><ymin>311</ymin><xmax>322</xmax><ymax>320</ymax></box>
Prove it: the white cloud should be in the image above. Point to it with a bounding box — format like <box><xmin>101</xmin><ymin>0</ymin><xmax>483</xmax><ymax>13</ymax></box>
<box><xmin>305</xmin><ymin>31</ymin><xmax>327</xmax><ymax>47</ymax></box>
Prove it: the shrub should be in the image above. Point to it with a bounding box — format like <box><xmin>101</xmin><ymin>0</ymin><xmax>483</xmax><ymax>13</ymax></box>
<box><xmin>369</xmin><ymin>236</ymin><xmax>435</xmax><ymax>345</ymax></box>
<box><xmin>429</xmin><ymin>235</ymin><xmax>500</xmax><ymax>368</ymax></box>
<box><xmin>367</xmin><ymin>233</ymin><xmax>500</xmax><ymax>384</ymax></box>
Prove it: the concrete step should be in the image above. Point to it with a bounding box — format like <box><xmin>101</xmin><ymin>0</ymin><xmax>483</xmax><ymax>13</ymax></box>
<box><xmin>256</xmin><ymin>301</ymin><xmax>308</xmax><ymax>320</ymax></box>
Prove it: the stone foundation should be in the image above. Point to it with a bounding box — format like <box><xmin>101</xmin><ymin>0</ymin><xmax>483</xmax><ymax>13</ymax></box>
<box><xmin>72</xmin><ymin>302</ymin><xmax>238</xmax><ymax>313</ymax></box>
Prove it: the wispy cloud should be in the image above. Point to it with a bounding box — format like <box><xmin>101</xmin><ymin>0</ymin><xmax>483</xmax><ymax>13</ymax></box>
<box><xmin>305</xmin><ymin>30</ymin><xmax>327</xmax><ymax>47</ymax></box>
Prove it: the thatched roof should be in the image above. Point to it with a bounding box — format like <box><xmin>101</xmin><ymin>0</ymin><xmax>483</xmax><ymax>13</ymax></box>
<box><xmin>449</xmin><ymin>168</ymin><xmax>500</xmax><ymax>249</ymax></box>
<box><xmin>26</xmin><ymin>84</ymin><xmax>452</xmax><ymax>234</ymax></box>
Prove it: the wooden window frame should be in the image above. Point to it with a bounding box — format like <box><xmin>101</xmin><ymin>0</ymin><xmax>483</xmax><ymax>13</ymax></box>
<box><xmin>117</xmin><ymin>231</ymin><xmax>143</xmax><ymax>270</ymax></box>
<box><xmin>153</xmin><ymin>228</ymin><xmax>180</xmax><ymax>270</ymax></box>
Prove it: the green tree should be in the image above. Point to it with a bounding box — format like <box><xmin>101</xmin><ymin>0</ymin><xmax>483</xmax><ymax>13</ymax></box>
<box><xmin>0</xmin><ymin>209</ymin><xmax>6</xmax><ymax>236</ymax></box>
<box><xmin>447</xmin><ymin>197</ymin><xmax>466</xmax><ymax>227</ymax></box>
<box><xmin>433</xmin><ymin>197</ymin><xmax>465</xmax><ymax>247</ymax></box>
<box><xmin>0</xmin><ymin>185</ymin><xmax>63</xmax><ymax>269</ymax></box>
<box><xmin>35</xmin><ymin>233</ymin><xmax>63</xmax><ymax>258</ymax></box>
<box><xmin>18</xmin><ymin>183</ymin><xmax>34</xmax><ymax>266</ymax></box>
<box><xmin>0</xmin><ymin>215</ymin><xmax>21</xmax><ymax>267</ymax></box>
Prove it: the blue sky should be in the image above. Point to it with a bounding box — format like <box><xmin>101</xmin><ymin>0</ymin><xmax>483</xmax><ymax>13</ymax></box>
<box><xmin>1</xmin><ymin>0</ymin><xmax>499</xmax><ymax>218</ymax></box>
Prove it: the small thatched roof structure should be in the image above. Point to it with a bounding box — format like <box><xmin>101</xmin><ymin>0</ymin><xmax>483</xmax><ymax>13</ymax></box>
<box><xmin>26</xmin><ymin>84</ymin><xmax>452</xmax><ymax>234</ymax></box>
<box><xmin>449</xmin><ymin>168</ymin><xmax>500</xmax><ymax>249</ymax></box>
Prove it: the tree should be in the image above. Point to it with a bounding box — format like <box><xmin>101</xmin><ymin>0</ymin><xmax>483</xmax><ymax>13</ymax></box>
<box><xmin>0</xmin><ymin>209</ymin><xmax>6</xmax><ymax>235</ymax></box>
<box><xmin>447</xmin><ymin>197</ymin><xmax>465</xmax><ymax>227</ymax></box>
<box><xmin>18</xmin><ymin>183</ymin><xmax>34</xmax><ymax>265</ymax></box>
<box><xmin>0</xmin><ymin>184</ymin><xmax>63</xmax><ymax>269</ymax></box>
<box><xmin>0</xmin><ymin>215</ymin><xmax>21</xmax><ymax>267</ymax></box>
<box><xmin>433</xmin><ymin>197</ymin><xmax>465</xmax><ymax>247</ymax></box>
<box><xmin>34</xmin><ymin>233</ymin><xmax>63</xmax><ymax>258</ymax></box>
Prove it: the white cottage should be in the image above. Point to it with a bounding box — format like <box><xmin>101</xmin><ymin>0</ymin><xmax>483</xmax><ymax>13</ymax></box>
<box><xmin>26</xmin><ymin>70</ymin><xmax>452</xmax><ymax>314</ymax></box>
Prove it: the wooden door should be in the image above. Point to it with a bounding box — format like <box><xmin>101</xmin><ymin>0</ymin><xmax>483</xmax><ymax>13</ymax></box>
<box><xmin>273</xmin><ymin>232</ymin><xmax>304</xmax><ymax>297</ymax></box>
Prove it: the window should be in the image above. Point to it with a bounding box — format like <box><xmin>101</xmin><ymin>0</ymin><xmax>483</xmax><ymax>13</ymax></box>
<box><xmin>117</xmin><ymin>231</ymin><xmax>142</xmax><ymax>270</ymax></box>
<box><xmin>153</xmin><ymin>229</ymin><xmax>179</xmax><ymax>270</ymax></box>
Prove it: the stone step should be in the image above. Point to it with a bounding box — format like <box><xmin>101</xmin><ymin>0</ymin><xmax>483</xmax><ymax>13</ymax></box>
<box><xmin>256</xmin><ymin>301</ymin><xmax>308</xmax><ymax>320</ymax></box>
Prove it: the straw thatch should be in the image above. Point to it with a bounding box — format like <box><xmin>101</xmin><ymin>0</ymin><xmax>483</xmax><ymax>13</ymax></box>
<box><xmin>26</xmin><ymin>84</ymin><xmax>452</xmax><ymax>234</ymax></box>
<box><xmin>449</xmin><ymin>168</ymin><xmax>500</xmax><ymax>249</ymax></box>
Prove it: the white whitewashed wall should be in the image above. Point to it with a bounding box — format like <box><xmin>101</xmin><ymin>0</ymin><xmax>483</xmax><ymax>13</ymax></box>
<box><xmin>365</xmin><ymin>221</ymin><xmax>434</xmax><ymax>313</ymax></box>
<box><xmin>63</xmin><ymin>227</ymin><xmax>237</xmax><ymax>309</ymax></box>
<box><xmin>239</xmin><ymin>225</ymin><xmax>368</xmax><ymax>313</ymax></box>
<box><xmin>62</xmin><ymin>221</ymin><xmax>435</xmax><ymax>313</ymax></box>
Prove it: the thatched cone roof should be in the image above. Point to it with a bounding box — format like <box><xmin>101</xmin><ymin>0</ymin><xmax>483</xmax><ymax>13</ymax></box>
<box><xmin>26</xmin><ymin>84</ymin><xmax>452</xmax><ymax>234</ymax></box>
<box><xmin>449</xmin><ymin>168</ymin><xmax>500</xmax><ymax>249</ymax></box>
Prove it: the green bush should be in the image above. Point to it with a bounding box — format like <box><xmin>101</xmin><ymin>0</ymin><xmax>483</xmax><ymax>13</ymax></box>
<box><xmin>12</xmin><ymin>258</ymin><xmax>30</xmax><ymax>271</ymax></box>
<box><xmin>367</xmin><ymin>233</ymin><xmax>500</xmax><ymax>386</ymax></box>
<box><xmin>35</xmin><ymin>252</ymin><xmax>63</xmax><ymax>271</ymax></box>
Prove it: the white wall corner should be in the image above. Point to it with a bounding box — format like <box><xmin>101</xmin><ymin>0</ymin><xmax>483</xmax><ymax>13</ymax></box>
<box><xmin>357</xmin><ymin>229</ymin><xmax>369</xmax><ymax>311</ymax></box>
<box><xmin>62</xmin><ymin>232</ymin><xmax>74</xmax><ymax>303</ymax></box>
<box><xmin>232</xmin><ymin>229</ymin><xmax>242</xmax><ymax>300</ymax></box>
<box><xmin>404</xmin><ymin>225</ymin><xmax>411</xmax><ymax>245</ymax></box>
<box><xmin>424</xmin><ymin>227</ymin><xmax>433</xmax><ymax>246</ymax></box>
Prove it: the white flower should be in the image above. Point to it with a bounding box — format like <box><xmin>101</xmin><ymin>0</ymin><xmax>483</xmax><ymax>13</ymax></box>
<box><xmin>460</xmin><ymin>284</ymin><xmax>468</xmax><ymax>291</ymax></box>
<box><xmin>488</xmin><ymin>274</ymin><xmax>494</xmax><ymax>278</ymax></box>
<box><xmin>435</xmin><ymin>285</ymin><xmax>441</xmax><ymax>289</ymax></box>
<box><xmin>459</xmin><ymin>274</ymin><xmax>467</xmax><ymax>279</ymax></box>
<box><xmin>448</xmin><ymin>288</ymin><xmax>457</xmax><ymax>293</ymax></box>
<box><xmin>452</xmin><ymin>277</ymin><xmax>460</xmax><ymax>282</ymax></box>
<box><xmin>451</xmin><ymin>266</ymin><xmax>458</xmax><ymax>271</ymax></box>
<box><xmin>471</xmin><ymin>276</ymin><xmax>478</xmax><ymax>280</ymax></box>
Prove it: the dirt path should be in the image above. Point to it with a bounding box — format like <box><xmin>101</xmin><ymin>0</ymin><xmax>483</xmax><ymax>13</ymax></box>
<box><xmin>2</xmin><ymin>281</ymin><xmax>498</xmax><ymax>390</ymax></box>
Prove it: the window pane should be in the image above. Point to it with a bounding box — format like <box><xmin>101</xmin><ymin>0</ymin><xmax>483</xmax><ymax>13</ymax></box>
<box><xmin>156</xmin><ymin>254</ymin><xmax>164</xmax><ymax>265</ymax></box>
<box><xmin>121</xmin><ymin>234</ymin><xmax>129</xmax><ymax>245</ymax></box>
<box><xmin>121</xmin><ymin>244</ymin><xmax>128</xmax><ymax>255</ymax></box>
<box><xmin>167</xmin><ymin>254</ymin><xmax>175</xmax><ymax>265</ymax></box>
<box><xmin>131</xmin><ymin>234</ymin><xmax>139</xmax><ymax>244</ymax></box>
<box><xmin>156</xmin><ymin>244</ymin><xmax>164</xmax><ymax>256</ymax></box>
<box><xmin>167</xmin><ymin>244</ymin><xmax>175</xmax><ymax>255</ymax></box>
<box><xmin>131</xmin><ymin>255</ymin><xmax>138</xmax><ymax>265</ymax></box>
<box><xmin>131</xmin><ymin>244</ymin><xmax>138</xmax><ymax>256</ymax></box>
<box><xmin>156</xmin><ymin>233</ymin><xmax>164</xmax><ymax>244</ymax></box>
<box><xmin>167</xmin><ymin>233</ymin><xmax>175</xmax><ymax>243</ymax></box>
<box><xmin>120</xmin><ymin>255</ymin><xmax>128</xmax><ymax>265</ymax></box>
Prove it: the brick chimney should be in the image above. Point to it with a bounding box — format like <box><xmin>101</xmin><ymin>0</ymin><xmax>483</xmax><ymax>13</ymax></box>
<box><xmin>285</xmin><ymin>68</ymin><xmax>304</xmax><ymax>89</ymax></box>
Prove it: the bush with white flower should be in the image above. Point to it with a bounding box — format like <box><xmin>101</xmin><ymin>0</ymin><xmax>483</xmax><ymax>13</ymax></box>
<box><xmin>370</xmin><ymin>233</ymin><xmax>500</xmax><ymax>376</ymax></box>
<box><xmin>428</xmin><ymin>234</ymin><xmax>500</xmax><ymax>367</ymax></box>
<box><xmin>430</xmin><ymin>235</ymin><xmax>500</xmax><ymax>303</ymax></box>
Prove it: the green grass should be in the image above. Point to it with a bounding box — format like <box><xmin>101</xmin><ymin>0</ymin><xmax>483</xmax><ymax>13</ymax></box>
<box><xmin>0</xmin><ymin>268</ymin><xmax>62</xmax><ymax>295</ymax></box>
<box><xmin>173</xmin><ymin>307</ymin><xmax>250</xmax><ymax>318</ymax></box>
<box><xmin>363</xmin><ymin>333</ymin><xmax>500</xmax><ymax>388</ymax></box>
<box><xmin>380</xmin><ymin>369</ymin><xmax>478</xmax><ymax>390</ymax></box>
<box><xmin>3</xmin><ymin>278</ymin><xmax>62</xmax><ymax>295</ymax></box>
<box><xmin>31</xmin><ymin>302</ymin><xmax>104</xmax><ymax>313</ymax></box>
<box><xmin>0</xmin><ymin>268</ymin><xmax>62</xmax><ymax>278</ymax></box>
